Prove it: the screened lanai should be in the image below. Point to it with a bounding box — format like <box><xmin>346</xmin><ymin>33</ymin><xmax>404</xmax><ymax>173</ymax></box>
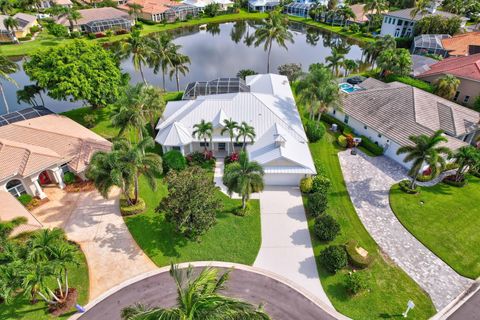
<box><xmin>163</xmin><ymin>5</ymin><xmax>200</xmax><ymax>22</ymax></box>
<box><xmin>411</xmin><ymin>34</ymin><xmax>451</xmax><ymax>57</ymax></box>
<box><xmin>182</xmin><ymin>78</ymin><xmax>250</xmax><ymax>100</ymax></box>
<box><xmin>284</xmin><ymin>2</ymin><xmax>313</xmax><ymax>18</ymax></box>
<box><xmin>0</xmin><ymin>107</ymin><xmax>53</xmax><ymax>127</ymax></box>
<box><xmin>82</xmin><ymin>17</ymin><xmax>132</xmax><ymax>33</ymax></box>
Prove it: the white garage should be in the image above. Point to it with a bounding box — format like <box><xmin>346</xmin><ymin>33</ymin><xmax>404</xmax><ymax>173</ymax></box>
<box><xmin>263</xmin><ymin>173</ymin><xmax>305</xmax><ymax>186</ymax></box>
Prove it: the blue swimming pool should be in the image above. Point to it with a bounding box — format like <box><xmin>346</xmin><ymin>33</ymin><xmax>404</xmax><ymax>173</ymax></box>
<box><xmin>339</xmin><ymin>83</ymin><xmax>362</xmax><ymax>93</ymax></box>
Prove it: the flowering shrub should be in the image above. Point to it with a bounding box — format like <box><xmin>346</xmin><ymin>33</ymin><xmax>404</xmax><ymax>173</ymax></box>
<box><xmin>225</xmin><ymin>152</ymin><xmax>239</xmax><ymax>165</ymax></box>
<box><xmin>95</xmin><ymin>32</ymin><xmax>106</xmax><ymax>38</ymax></box>
<box><xmin>345</xmin><ymin>134</ymin><xmax>355</xmax><ymax>148</ymax></box>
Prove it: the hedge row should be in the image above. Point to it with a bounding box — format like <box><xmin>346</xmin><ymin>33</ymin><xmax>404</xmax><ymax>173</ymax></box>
<box><xmin>359</xmin><ymin>135</ymin><xmax>384</xmax><ymax>156</ymax></box>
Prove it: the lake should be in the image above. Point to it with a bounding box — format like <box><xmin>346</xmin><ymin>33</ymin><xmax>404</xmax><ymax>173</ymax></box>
<box><xmin>0</xmin><ymin>21</ymin><xmax>367</xmax><ymax>115</ymax></box>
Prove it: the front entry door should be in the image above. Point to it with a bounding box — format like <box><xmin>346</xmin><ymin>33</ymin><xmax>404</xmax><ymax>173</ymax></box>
<box><xmin>39</xmin><ymin>171</ymin><xmax>51</xmax><ymax>185</ymax></box>
<box><xmin>218</xmin><ymin>143</ymin><xmax>226</xmax><ymax>151</ymax></box>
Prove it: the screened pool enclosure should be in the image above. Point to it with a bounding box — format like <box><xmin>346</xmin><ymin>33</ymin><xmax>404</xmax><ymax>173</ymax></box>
<box><xmin>182</xmin><ymin>78</ymin><xmax>251</xmax><ymax>99</ymax></box>
<box><xmin>411</xmin><ymin>34</ymin><xmax>451</xmax><ymax>57</ymax></box>
<box><xmin>81</xmin><ymin>17</ymin><xmax>132</xmax><ymax>33</ymax></box>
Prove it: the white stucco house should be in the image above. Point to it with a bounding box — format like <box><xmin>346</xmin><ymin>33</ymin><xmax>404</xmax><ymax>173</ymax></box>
<box><xmin>183</xmin><ymin>0</ymin><xmax>233</xmax><ymax>10</ymax></box>
<box><xmin>155</xmin><ymin>74</ymin><xmax>316</xmax><ymax>186</ymax></box>
<box><xmin>0</xmin><ymin>107</ymin><xmax>111</xmax><ymax>200</ymax></box>
<box><xmin>331</xmin><ymin>78</ymin><xmax>480</xmax><ymax>169</ymax></box>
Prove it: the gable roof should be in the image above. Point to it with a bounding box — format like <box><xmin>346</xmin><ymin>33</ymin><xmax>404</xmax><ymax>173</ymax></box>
<box><xmin>118</xmin><ymin>0</ymin><xmax>183</xmax><ymax>15</ymax></box>
<box><xmin>156</xmin><ymin>122</ymin><xmax>192</xmax><ymax>146</ymax></box>
<box><xmin>349</xmin><ymin>4</ymin><xmax>383</xmax><ymax>23</ymax></box>
<box><xmin>0</xmin><ymin>13</ymin><xmax>36</xmax><ymax>31</ymax></box>
<box><xmin>0</xmin><ymin>114</ymin><xmax>111</xmax><ymax>182</ymax></box>
<box><xmin>59</xmin><ymin>7</ymin><xmax>130</xmax><ymax>26</ymax></box>
<box><xmin>417</xmin><ymin>53</ymin><xmax>480</xmax><ymax>81</ymax></box>
<box><xmin>342</xmin><ymin>78</ymin><xmax>479</xmax><ymax>149</ymax></box>
<box><xmin>441</xmin><ymin>32</ymin><xmax>480</xmax><ymax>56</ymax></box>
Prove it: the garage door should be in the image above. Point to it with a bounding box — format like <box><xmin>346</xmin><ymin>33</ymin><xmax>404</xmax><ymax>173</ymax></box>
<box><xmin>263</xmin><ymin>173</ymin><xmax>304</xmax><ymax>186</ymax></box>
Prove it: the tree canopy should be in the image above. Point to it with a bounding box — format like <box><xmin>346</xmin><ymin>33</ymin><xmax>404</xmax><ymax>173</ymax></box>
<box><xmin>24</xmin><ymin>40</ymin><xmax>127</xmax><ymax>108</ymax></box>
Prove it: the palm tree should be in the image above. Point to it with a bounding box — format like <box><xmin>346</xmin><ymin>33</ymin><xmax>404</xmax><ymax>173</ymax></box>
<box><xmin>0</xmin><ymin>217</ymin><xmax>26</xmax><ymax>242</ymax></box>
<box><xmin>146</xmin><ymin>33</ymin><xmax>175</xmax><ymax>90</ymax></box>
<box><xmin>141</xmin><ymin>84</ymin><xmax>165</xmax><ymax>131</ymax></box>
<box><xmin>169</xmin><ymin>51</ymin><xmax>190</xmax><ymax>91</ymax></box>
<box><xmin>66</xmin><ymin>8</ymin><xmax>81</xmax><ymax>31</ymax></box>
<box><xmin>223</xmin><ymin>152</ymin><xmax>264</xmax><ymax>211</ymax></box>
<box><xmin>192</xmin><ymin>120</ymin><xmax>213</xmax><ymax>154</ymax></box>
<box><xmin>237</xmin><ymin>69</ymin><xmax>257</xmax><ymax>80</ymax></box>
<box><xmin>22</xmin><ymin>262</ymin><xmax>53</xmax><ymax>303</ymax></box>
<box><xmin>434</xmin><ymin>74</ymin><xmax>460</xmax><ymax>100</ymax></box>
<box><xmin>220</xmin><ymin>118</ymin><xmax>238</xmax><ymax>155</ymax></box>
<box><xmin>340</xmin><ymin>6</ymin><xmax>356</xmax><ymax>26</ymax></box>
<box><xmin>450</xmin><ymin>146</ymin><xmax>480</xmax><ymax>182</ymax></box>
<box><xmin>296</xmin><ymin>64</ymin><xmax>341</xmax><ymax>120</ymax></box>
<box><xmin>27</xmin><ymin>228</ymin><xmax>65</xmax><ymax>263</ymax></box>
<box><xmin>326</xmin><ymin>47</ymin><xmax>345</xmax><ymax>77</ymax></box>
<box><xmin>121</xmin><ymin>264</ymin><xmax>270</xmax><ymax>320</ymax></box>
<box><xmin>364</xmin><ymin>0</ymin><xmax>388</xmax><ymax>31</ymax></box>
<box><xmin>122</xmin><ymin>30</ymin><xmax>150</xmax><ymax>84</ymax></box>
<box><xmin>16</xmin><ymin>84</ymin><xmax>44</xmax><ymax>107</ymax></box>
<box><xmin>3</xmin><ymin>16</ymin><xmax>19</xmax><ymax>43</ymax></box>
<box><xmin>236</xmin><ymin>121</ymin><xmax>255</xmax><ymax>150</ymax></box>
<box><xmin>397</xmin><ymin>130</ymin><xmax>452</xmax><ymax>189</ymax></box>
<box><xmin>127</xmin><ymin>3</ymin><xmax>143</xmax><ymax>22</ymax></box>
<box><xmin>112</xmin><ymin>84</ymin><xmax>148</xmax><ymax>142</ymax></box>
<box><xmin>410</xmin><ymin>0</ymin><xmax>430</xmax><ymax>18</ymax></box>
<box><xmin>254</xmin><ymin>10</ymin><xmax>293</xmax><ymax>73</ymax></box>
<box><xmin>343</xmin><ymin>59</ymin><xmax>358</xmax><ymax>76</ymax></box>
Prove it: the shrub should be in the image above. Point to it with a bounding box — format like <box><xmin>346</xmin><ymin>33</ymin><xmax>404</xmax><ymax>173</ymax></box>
<box><xmin>163</xmin><ymin>150</ymin><xmax>187</xmax><ymax>172</ymax></box>
<box><xmin>311</xmin><ymin>175</ymin><xmax>331</xmax><ymax>194</ymax></box>
<box><xmin>186</xmin><ymin>151</ymin><xmax>215</xmax><ymax>170</ymax></box>
<box><xmin>46</xmin><ymin>23</ymin><xmax>69</xmax><ymax>37</ymax></box>
<box><xmin>305</xmin><ymin>120</ymin><xmax>326</xmax><ymax>142</ymax></box>
<box><xmin>17</xmin><ymin>194</ymin><xmax>33</xmax><ymax>206</ymax></box>
<box><xmin>314</xmin><ymin>159</ymin><xmax>327</xmax><ymax>176</ymax></box>
<box><xmin>314</xmin><ymin>214</ymin><xmax>340</xmax><ymax>241</ymax></box>
<box><xmin>345</xmin><ymin>239</ymin><xmax>373</xmax><ymax>268</ymax></box>
<box><xmin>474</xmin><ymin>96</ymin><xmax>480</xmax><ymax>112</ymax></box>
<box><xmin>30</xmin><ymin>25</ymin><xmax>40</xmax><ymax>33</ymax></box>
<box><xmin>95</xmin><ymin>32</ymin><xmax>106</xmax><ymax>38</ymax></box>
<box><xmin>18</xmin><ymin>36</ymin><xmax>32</xmax><ymax>41</ymax></box>
<box><xmin>345</xmin><ymin>134</ymin><xmax>355</xmax><ymax>148</ymax></box>
<box><xmin>299</xmin><ymin>177</ymin><xmax>313</xmax><ymax>193</ymax></box>
<box><xmin>417</xmin><ymin>174</ymin><xmax>433</xmax><ymax>182</ymax></box>
<box><xmin>320</xmin><ymin>245</ymin><xmax>348</xmax><ymax>273</ymax></box>
<box><xmin>443</xmin><ymin>175</ymin><xmax>467</xmax><ymax>187</ymax></box>
<box><xmin>359</xmin><ymin>136</ymin><xmax>384</xmax><ymax>156</ymax></box>
<box><xmin>399</xmin><ymin>180</ymin><xmax>418</xmax><ymax>194</ymax></box>
<box><xmin>384</xmin><ymin>74</ymin><xmax>434</xmax><ymax>93</ymax></box>
<box><xmin>115</xmin><ymin>29</ymin><xmax>128</xmax><ymax>35</ymax></box>
<box><xmin>120</xmin><ymin>197</ymin><xmax>146</xmax><ymax>216</ymax></box>
<box><xmin>307</xmin><ymin>192</ymin><xmax>328</xmax><ymax>216</ymax></box>
<box><xmin>395</xmin><ymin>37</ymin><xmax>413</xmax><ymax>48</ymax></box>
<box><xmin>349</xmin><ymin>23</ymin><xmax>360</xmax><ymax>33</ymax></box>
<box><xmin>70</xmin><ymin>31</ymin><xmax>82</xmax><ymax>38</ymax></box>
<box><xmin>63</xmin><ymin>172</ymin><xmax>76</xmax><ymax>185</ymax></box>
<box><xmin>343</xmin><ymin>127</ymin><xmax>353</xmax><ymax>135</ymax></box>
<box><xmin>225</xmin><ymin>152</ymin><xmax>239</xmax><ymax>165</ymax></box>
<box><xmin>321</xmin><ymin>113</ymin><xmax>349</xmax><ymax>133</ymax></box>
<box><xmin>337</xmin><ymin>135</ymin><xmax>347</xmax><ymax>148</ymax></box>
<box><xmin>445</xmin><ymin>162</ymin><xmax>460</xmax><ymax>171</ymax></box>
<box><xmin>344</xmin><ymin>272</ymin><xmax>368</xmax><ymax>295</ymax></box>
<box><xmin>83</xmin><ymin>114</ymin><xmax>97</xmax><ymax>128</ymax></box>
<box><xmin>86</xmin><ymin>33</ymin><xmax>96</xmax><ymax>39</ymax></box>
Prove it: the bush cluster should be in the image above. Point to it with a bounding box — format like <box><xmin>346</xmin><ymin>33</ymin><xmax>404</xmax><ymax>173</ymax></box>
<box><xmin>337</xmin><ymin>135</ymin><xmax>347</xmax><ymax>148</ymax></box>
<box><xmin>314</xmin><ymin>214</ymin><xmax>340</xmax><ymax>241</ymax></box>
<box><xmin>299</xmin><ymin>177</ymin><xmax>313</xmax><ymax>193</ymax></box>
<box><xmin>186</xmin><ymin>151</ymin><xmax>216</xmax><ymax>170</ymax></box>
<box><xmin>359</xmin><ymin>135</ymin><xmax>384</xmax><ymax>156</ymax></box>
<box><xmin>311</xmin><ymin>175</ymin><xmax>331</xmax><ymax>194</ymax></box>
<box><xmin>163</xmin><ymin>150</ymin><xmax>187</xmax><ymax>172</ymax></box>
<box><xmin>120</xmin><ymin>197</ymin><xmax>146</xmax><ymax>216</ymax></box>
<box><xmin>442</xmin><ymin>175</ymin><xmax>467</xmax><ymax>187</ymax></box>
<box><xmin>63</xmin><ymin>172</ymin><xmax>76</xmax><ymax>185</ymax></box>
<box><xmin>399</xmin><ymin>180</ymin><xmax>418</xmax><ymax>194</ymax></box>
<box><xmin>321</xmin><ymin>113</ymin><xmax>349</xmax><ymax>133</ymax></box>
<box><xmin>344</xmin><ymin>272</ymin><xmax>368</xmax><ymax>295</ymax></box>
<box><xmin>307</xmin><ymin>192</ymin><xmax>328</xmax><ymax>216</ymax></box>
<box><xmin>224</xmin><ymin>152</ymin><xmax>239</xmax><ymax>165</ymax></box>
<box><xmin>17</xmin><ymin>194</ymin><xmax>33</xmax><ymax>206</ymax></box>
<box><xmin>320</xmin><ymin>245</ymin><xmax>348</xmax><ymax>273</ymax></box>
<box><xmin>305</xmin><ymin>120</ymin><xmax>326</xmax><ymax>142</ymax></box>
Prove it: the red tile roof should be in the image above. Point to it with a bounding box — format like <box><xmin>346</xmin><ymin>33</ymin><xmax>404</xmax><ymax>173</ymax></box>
<box><xmin>417</xmin><ymin>53</ymin><xmax>480</xmax><ymax>81</ymax></box>
<box><xmin>441</xmin><ymin>32</ymin><xmax>480</xmax><ymax>56</ymax></box>
<box><xmin>118</xmin><ymin>0</ymin><xmax>181</xmax><ymax>15</ymax></box>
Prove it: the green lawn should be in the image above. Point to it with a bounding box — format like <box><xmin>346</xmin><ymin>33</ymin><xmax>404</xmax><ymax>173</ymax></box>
<box><xmin>390</xmin><ymin>176</ymin><xmax>480</xmax><ymax>279</ymax></box>
<box><xmin>306</xmin><ymin>130</ymin><xmax>436</xmax><ymax>319</ymax></box>
<box><xmin>124</xmin><ymin>176</ymin><xmax>262</xmax><ymax>266</ymax></box>
<box><xmin>0</xmin><ymin>242</ymin><xmax>89</xmax><ymax>320</ymax></box>
<box><xmin>0</xmin><ymin>11</ymin><xmax>268</xmax><ymax>57</ymax></box>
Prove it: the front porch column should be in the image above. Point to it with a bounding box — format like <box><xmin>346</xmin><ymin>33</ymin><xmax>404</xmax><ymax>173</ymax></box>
<box><xmin>32</xmin><ymin>178</ymin><xmax>46</xmax><ymax>199</ymax></box>
<box><xmin>189</xmin><ymin>143</ymin><xmax>193</xmax><ymax>154</ymax></box>
<box><xmin>53</xmin><ymin>168</ymin><xmax>65</xmax><ymax>189</ymax></box>
<box><xmin>180</xmin><ymin>146</ymin><xmax>185</xmax><ymax>156</ymax></box>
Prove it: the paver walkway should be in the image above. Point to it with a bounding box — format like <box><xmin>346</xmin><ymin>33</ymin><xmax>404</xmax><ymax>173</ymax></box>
<box><xmin>338</xmin><ymin>151</ymin><xmax>472</xmax><ymax>310</ymax></box>
<box><xmin>253</xmin><ymin>186</ymin><xmax>333</xmax><ymax>307</ymax></box>
<box><xmin>32</xmin><ymin>187</ymin><xmax>157</xmax><ymax>301</ymax></box>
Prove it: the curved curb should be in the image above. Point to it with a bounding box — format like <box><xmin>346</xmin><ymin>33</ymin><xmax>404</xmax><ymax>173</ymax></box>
<box><xmin>69</xmin><ymin>261</ymin><xmax>350</xmax><ymax>320</ymax></box>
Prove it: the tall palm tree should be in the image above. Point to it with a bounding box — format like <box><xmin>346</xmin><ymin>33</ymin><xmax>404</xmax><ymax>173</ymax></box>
<box><xmin>169</xmin><ymin>51</ymin><xmax>190</xmax><ymax>92</ymax></box>
<box><xmin>343</xmin><ymin>59</ymin><xmax>358</xmax><ymax>76</ymax></box>
<box><xmin>16</xmin><ymin>84</ymin><xmax>44</xmax><ymax>107</ymax></box>
<box><xmin>410</xmin><ymin>0</ymin><xmax>430</xmax><ymax>18</ymax></box>
<box><xmin>397</xmin><ymin>130</ymin><xmax>452</xmax><ymax>189</ymax></box>
<box><xmin>254</xmin><ymin>10</ymin><xmax>293</xmax><ymax>73</ymax></box>
<box><xmin>220</xmin><ymin>118</ymin><xmax>238</xmax><ymax>155</ymax></box>
<box><xmin>340</xmin><ymin>6</ymin><xmax>356</xmax><ymax>26</ymax></box>
<box><xmin>146</xmin><ymin>33</ymin><xmax>175</xmax><ymax>90</ymax></box>
<box><xmin>450</xmin><ymin>146</ymin><xmax>480</xmax><ymax>182</ymax></box>
<box><xmin>223</xmin><ymin>152</ymin><xmax>264</xmax><ymax>211</ymax></box>
<box><xmin>21</xmin><ymin>262</ymin><xmax>53</xmax><ymax>303</ymax></box>
<box><xmin>434</xmin><ymin>74</ymin><xmax>460</xmax><ymax>100</ymax></box>
<box><xmin>364</xmin><ymin>0</ymin><xmax>388</xmax><ymax>31</ymax></box>
<box><xmin>236</xmin><ymin>121</ymin><xmax>255</xmax><ymax>150</ymax></box>
<box><xmin>112</xmin><ymin>84</ymin><xmax>148</xmax><ymax>142</ymax></box>
<box><xmin>66</xmin><ymin>8</ymin><xmax>81</xmax><ymax>31</ymax></box>
<box><xmin>127</xmin><ymin>3</ymin><xmax>143</xmax><ymax>22</ymax></box>
<box><xmin>141</xmin><ymin>84</ymin><xmax>165</xmax><ymax>131</ymax></box>
<box><xmin>121</xmin><ymin>264</ymin><xmax>270</xmax><ymax>320</ymax></box>
<box><xmin>192</xmin><ymin>120</ymin><xmax>214</xmax><ymax>154</ymax></box>
<box><xmin>296</xmin><ymin>64</ymin><xmax>341</xmax><ymax>120</ymax></box>
<box><xmin>122</xmin><ymin>30</ymin><xmax>150</xmax><ymax>84</ymax></box>
<box><xmin>326</xmin><ymin>47</ymin><xmax>345</xmax><ymax>77</ymax></box>
<box><xmin>3</xmin><ymin>16</ymin><xmax>19</xmax><ymax>43</ymax></box>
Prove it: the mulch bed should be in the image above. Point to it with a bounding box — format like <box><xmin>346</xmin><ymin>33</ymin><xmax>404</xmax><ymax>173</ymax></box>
<box><xmin>64</xmin><ymin>180</ymin><xmax>96</xmax><ymax>193</ymax></box>
<box><xmin>25</xmin><ymin>197</ymin><xmax>49</xmax><ymax>210</ymax></box>
<box><xmin>48</xmin><ymin>288</ymin><xmax>78</xmax><ymax>316</ymax></box>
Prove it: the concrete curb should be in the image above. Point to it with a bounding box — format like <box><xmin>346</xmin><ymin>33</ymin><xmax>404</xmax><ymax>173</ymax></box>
<box><xmin>69</xmin><ymin>261</ymin><xmax>350</xmax><ymax>320</ymax></box>
<box><xmin>430</xmin><ymin>280</ymin><xmax>480</xmax><ymax>320</ymax></box>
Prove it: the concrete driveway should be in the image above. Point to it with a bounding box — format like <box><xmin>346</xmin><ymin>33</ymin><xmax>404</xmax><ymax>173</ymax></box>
<box><xmin>253</xmin><ymin>186</ymin><xmax>332</xmax><ymax>307</ymax></box>
<box><xmin>32</xmin><ymin>187</ymin><xmax>157</xmax><ymax>301</ymax></box>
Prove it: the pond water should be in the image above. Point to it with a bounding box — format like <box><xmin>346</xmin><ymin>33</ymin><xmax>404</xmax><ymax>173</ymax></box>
<box><xmin>0</xmin><ymin>21</ymin><xmax>367</xmax><ymax>115</ymax></box>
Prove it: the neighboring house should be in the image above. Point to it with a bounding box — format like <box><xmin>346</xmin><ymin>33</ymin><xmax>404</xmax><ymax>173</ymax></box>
<box><xmin>0</xmin><ymin>13</ymin><xmax>38</xmax><ymax>42</ymax></box>
<box><xmin>247</xmin><ymin>0</ymin><xmax>279</xmax><ymax>13</ymax></box>
<box><xmin>119</xmin><ymin>0</ymin><xmax>199</xmax><ymax>22</ymax></box>
<box><xmin>0</xmin><ymin>107</ymin><xmax>111</xmax><ymax>200</ymax></box>
<box><xmin>411</xmin><ymin>34</ymin><xmax>451</xmax><ymax>57</ymax></box>
<box><xmin>39</xmin><ymin>0</ymin><xmax>73</xmax><ymax>9</ymax></box>
<box><xmin>347</xmin><ymin>4</ymin><xmax>383</xmax><ymax>25</ymax></box>
<box><xmin>182</xmin><ymin>0</ymin><xmax>233</xmax><ymax>10</ymax></box>
<box><xmin>441</xmin><ymin>32</ymin><xmax>480</xmax><ymax>56</ymax></box>
<box><xmin>0</xmin><ymin>191</ymin><xmax>43</xmax><ymax>237</ymax></box>
<box><xmin>58</xmin><ymin>7</ymin><xmax>133</xmax><ymax>32</ymax></box>
<box><xmin>380</xmin><ymin>6</ymin><xmax>466</xmax><ymax>38</ymax></box>
<box><xmin>284</xmin><ymin>0</ymin><xmax>317</xmax><ymax>18</ymax></box>
<box><xmin>329</xmin><ymin>78</ymin><xmax>480</xmax><ymax>169</ymax></box>
<box><xmin>416</xmin><ymin>53</ymin><xmax>480</xmax><ymax>107</ymax></box>
<box><xmin>411</xmin><ymin>54</ymin><xmax>438</xmax><ymax>76</ymax></box>
<box><xmin>155</xmin><ymin>74</ymin><xmax>316</xmax><ymax>186</ymax></box>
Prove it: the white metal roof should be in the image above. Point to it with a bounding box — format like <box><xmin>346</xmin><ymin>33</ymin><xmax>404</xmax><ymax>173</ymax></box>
<box><xmin>156</xmin><ymin>122</ymin><xmax>192</xmax><ymax>146</ymax></box>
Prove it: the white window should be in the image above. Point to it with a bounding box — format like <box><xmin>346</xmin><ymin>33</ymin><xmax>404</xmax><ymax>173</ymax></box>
<box><xmin>344</xmin><ymin>115</ymin><xmax>349</xmax><ymax>124</ymax></box>
<box><xmin>453</xmin><ymin>91</ymin><xmax>460</xmax><ymax>101</ymax></box>
<box><xmin>6</xmin><ymin>179</ymin><xmax>26</xmax><ymax>198</ymax></box>
<box><xmin>463</xmin><ymin>96</ymin><xmax>470</xmax><ymax>103</ymax></box>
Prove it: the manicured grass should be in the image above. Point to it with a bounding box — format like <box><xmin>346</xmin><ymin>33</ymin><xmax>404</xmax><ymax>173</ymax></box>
<box><xmin>124</xmin><ymin>175</ymin><xmax>262</xmax><ymax>266</ymax></box>
<box><xmin>0</xmin><ymin>11</ymin><xmax>268</xmax><ymax>57</ymax></box>
<box><xmin>0</xmin><ymin>241</ymin><xmax>89</xmax><ymax>320</ymax></box>
<box><xmin>288</xmin><ymin>16</ymin><xmax>375</xmax><ymax>43</ymax></box>
<box><xmin>390</xmin><ymin>176</ymin><xmax>480</xmax><ymax>279</ymax></box>
<box><xmin>306</xmin><ymin>130</ymin><xmax>436</xmax><ymax>319</ymax></box>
